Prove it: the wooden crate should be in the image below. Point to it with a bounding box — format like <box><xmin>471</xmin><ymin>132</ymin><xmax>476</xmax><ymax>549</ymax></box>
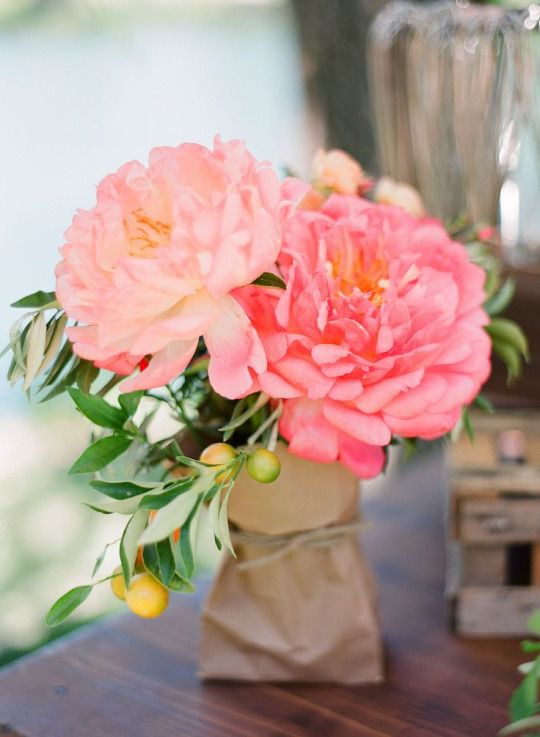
<box><xmin>447</xmin><ymin>411</ymin><xmax>540</xmax><ymax>636</ymax></box>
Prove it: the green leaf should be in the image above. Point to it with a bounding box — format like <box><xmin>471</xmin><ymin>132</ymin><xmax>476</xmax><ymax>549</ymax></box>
<box><xmin>528</xmin><ymin>612</ymin><xmax>540</xmax><ymax>636</ymax></box>
<box><xmin>178</xmin><ymin>525</ymin><xmax>195</xmax><ymax>579</ymax></box>
<box><xmin>522</xmin><ymin>640</ymin><xmax>540</xmax><ymax>654</ymax></box>
<box><xmin>175</xmin><ymin>497</ymin><xmax>203</xmax><ymax>579</ymax></box>
<box><xmin>148</xmin><ymin>539</ymin><xmax>176</xmax><ymax>586</ymax></box>
<box><xmin>85</xmin><ymin>496</ymin><xmax>141</xmax><ymax>515</ymax></box>
<box><xmin>208</xmin><ymin>489</ymin><xmax>223</xmax><ymax>548</ymax></box>
<box><xmin>167</xmin><ymin>573</ymin><xmax>195</xmax><ymax>593</ymax></box>
<box><xmin>139</xmin><ymin>479</ymin><xmax>194</xmax><ymax>509</ymax></box>
<box><xmin>91</xmin><ymin>545</ymin><xmax>109</xmax><ymax>578</ymax></box>
<box><xmin>492</xmin><ymin>340</ymin><xmax>522</xmax><ymax>383</ymax></box>
<box><xmin>11</xmin><ymin>290</ymin><xmax>57</xmax><ymax>309</ymax></box>
<box><xmin>484</xmin><ymin>278</ymin><xmax>516</xmax><ymax>316</ymax></box>
<box><xmin>510</xmin><ymin>656</ymin><xmax>540</xmax><ymax>722</ymax></box>
<box><xmin>139</xmin><ymin>479</ymin><xmax>206</xmax><ymax>544</ymax></box>
<box><xmin>90</xmin><ymin>479</ymin><xmax>158</xmax><ymax>500</ymax></box>
<box><xmin>402</xmin><ymin>437</ymin><xmax>418</xmax><ymax>461</ymax></box>
<box><xmin>120</xmin><ymin>508</ymin><xmax>149</xmax><ymax>587</ymax></box>
<box><xmin>462</xmin><ymin>407</ymin><xmax>475</xmax><ymax>442</ymax></box>
<box><xmin>172</xmin><ymin>455</ymin><xmax>209</xmax><ymax>472</ymax></box>
<box><xmin>487</xmin><ymin>318</ymin><xmax>530</xmax><ymax>360</ymax></box>
<box><xmin>143</xmin><ymin>543</ymin><xmax>195</xmax><ymax>592</ymax></box>
<box><xmin>76</xmin><ymin>361</ymin><xmax>100</xmax><ymax>393</ymax></box>
<box><xmin>207</xmin><ymin>483</ymin><xmax>236</xmax><ymax>555</ymax></box>
<box><xmin>499</xmin><ymin>714</ymin><xmax>540</xmax><ymax>735</ymax></box>
<box><xmin>218</xmin><ymin>486</ymin><xmax>235</xmax><ymax>555</ymax></box>
<box><xmin>251</xmin><ymin>272</ymin><xmax>286</xmax><ymax>289</ymax></box>
<box><xmin>69</xmin><ymin>434</ymin><xmax>133</xmax><ymax>474</ymax></box>
<box><xmin>158</xmin><ymin>539</ymin><xmax>177</xmax><ymax>585</ymax></box>
<box><xmin>473</xmin><ymin>393</ymin><xmax>495</xmax><ymax>414</ymax></box>
<box><xmin>482</xmin><ymin>259</ymin><xmax>501</xmax><ymax>300</ymax></box>
<box><xmin>68</xmin><ymin>387</ymin><xmax>127</xmax><ymax>430</ymax></box>
<box><xmin>118</xmin><ymin>390</ymin><xmax>144</xmax><ymax>417</ymax></box>
<box><xmin>45</xmin><ymin>585</ymin><xmax>93</xmax><ymax>627</ymax></box>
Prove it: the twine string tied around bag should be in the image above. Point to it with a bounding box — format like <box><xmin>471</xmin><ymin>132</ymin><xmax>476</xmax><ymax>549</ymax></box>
<box><xmin>230</xmin><ymin>517</ymin><xmax>365</xmax><ymax>571</ymax></box>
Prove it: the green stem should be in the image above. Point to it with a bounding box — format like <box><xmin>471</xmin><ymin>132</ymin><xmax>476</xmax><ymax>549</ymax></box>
<box><xmin>166</xmin><ymin>383</ymin><xmax>204</xmax><ymax>449</ymax></box>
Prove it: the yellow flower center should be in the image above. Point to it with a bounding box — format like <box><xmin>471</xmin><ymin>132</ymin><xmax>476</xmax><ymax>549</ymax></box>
<box><xmin>327</xmin><ymin>240</ymin><xmax>388</xmax><ymax>305</ymax></box>
<box><xmin>127</xmin><ymin>209</ymin><xmax>171</xmax><ymax>258</ymax></box>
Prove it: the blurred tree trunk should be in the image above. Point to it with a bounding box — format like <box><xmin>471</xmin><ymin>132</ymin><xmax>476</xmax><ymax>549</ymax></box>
<box><xmin>290</xmin><ymin>0</ymin><xmax>386</xmax><ymax>171</ymax></box>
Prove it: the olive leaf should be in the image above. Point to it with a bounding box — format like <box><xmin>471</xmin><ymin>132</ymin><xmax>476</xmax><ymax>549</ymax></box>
<box><xmin>23</xmin><ymin>311</ymin><xmax>47</xmax><ymax>391</ymax></box>
<box><xmin>76</xmin><ymin>361</ymin><xmax>100</xmax><ymax>393</ymax></box>
<box><xmin>39</xmin><ymin>314</ymin><xmax>68</xmax><ymax>375</ymax></box>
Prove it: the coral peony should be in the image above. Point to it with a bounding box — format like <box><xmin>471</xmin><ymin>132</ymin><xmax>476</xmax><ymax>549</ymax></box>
<box><xmin>55</xmin><ymin>138</ymin><xmax>282</xmax><ymax>397</ymax></box>
<box><xmin>238</xmin><ymin>195</ymin><xmax>491</xmax><ymax>478</ymax></box>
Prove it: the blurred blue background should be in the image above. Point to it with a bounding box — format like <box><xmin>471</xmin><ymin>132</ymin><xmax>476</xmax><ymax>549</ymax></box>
<box><xmin>0</xmin><ymin>0</ymin><xmax>316</xmax><ymax>663</ymax></box>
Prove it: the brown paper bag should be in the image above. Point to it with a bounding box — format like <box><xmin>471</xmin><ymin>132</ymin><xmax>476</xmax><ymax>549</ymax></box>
<box><xmin>199</xmin><ymin>446</ymin><xmax>384</xmax><ymax>684</ymax></box>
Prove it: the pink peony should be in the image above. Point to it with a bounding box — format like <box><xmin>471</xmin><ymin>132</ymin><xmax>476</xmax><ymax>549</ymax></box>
<box><xmin>237</xmin><ymin>194</ymin><xmax>491</xmax><ymax>478</ymax></box>
<box><xmin>55</xmin><ymin>137</ymin><xmax>282</xmax><ymax>397</ymax></box>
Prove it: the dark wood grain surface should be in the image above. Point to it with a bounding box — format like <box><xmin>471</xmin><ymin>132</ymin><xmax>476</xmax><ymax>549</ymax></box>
<box><xmin>0</xmin><ymin>448</ymin><xmax>522</xmax><ymax>736</ymax></box>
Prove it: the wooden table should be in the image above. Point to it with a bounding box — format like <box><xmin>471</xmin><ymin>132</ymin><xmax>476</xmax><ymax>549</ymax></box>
<box><xmin>0</xmin><ymin>449</ymin><xmax>523</xmax><ymax>737</ymax></box>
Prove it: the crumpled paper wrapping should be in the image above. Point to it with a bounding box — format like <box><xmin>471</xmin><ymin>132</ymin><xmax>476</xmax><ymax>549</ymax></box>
<box><xmin>199</xmin><ymin>446</ymin><xmax>384</xmax><ymax>684</ymax></box>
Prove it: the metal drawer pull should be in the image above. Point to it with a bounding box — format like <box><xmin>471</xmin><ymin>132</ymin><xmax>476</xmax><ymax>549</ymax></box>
<box><xmin>483</xmin><ymin>516</ymin><xmax>511</xmax><ymax>533</ymax></box>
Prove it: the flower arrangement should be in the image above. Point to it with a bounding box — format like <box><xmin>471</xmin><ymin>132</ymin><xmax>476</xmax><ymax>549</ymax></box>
<box><xmin>4</xmin><ymin>138</ymin><xmax>528</xmax><ymax>624</ymax></box>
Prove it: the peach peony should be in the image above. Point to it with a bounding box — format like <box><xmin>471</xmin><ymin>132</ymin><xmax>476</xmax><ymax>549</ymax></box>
<box><xmin>55</xmin><ymin>138</ymin><xmax>282</xmax><ymax>397</ymax></box>
<box><xmin>237</xmin><ymin>195</ymin><xmax>491</xmax><ymax>478</ymax></box>
<box><xmin>374</xmin><ymin>176</ymin><xmax>426</xmax><ymax>219</ymax></box>
<box><xmin>312</xmin><ymin>148</ymin><xmax>373</xmax><ymax>196</ymax></box>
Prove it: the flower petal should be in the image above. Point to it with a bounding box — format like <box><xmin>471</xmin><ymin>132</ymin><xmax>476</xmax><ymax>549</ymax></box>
<box><xmin>280</xmin><ymin>399</ymin><xmax>339</xmax><ymax>463</ymax></box>
<box><xmin>322</xmin><ymin>400</ymin><xmax>391</xmax><ymax>446</ymax></box>
<box><xmin>205</xmin><ymin>295</ymin><xmax>266</xmax><ymax>399</ymax></box>
<box><xmin>338</xmin><ymin>434</ymin><xmax>386</xmax><ymax>479</ymax></box>
<box><xmin>120</xmin><ymin>339</ymin><xmax>198</xmax><ymax>392</ymax></box>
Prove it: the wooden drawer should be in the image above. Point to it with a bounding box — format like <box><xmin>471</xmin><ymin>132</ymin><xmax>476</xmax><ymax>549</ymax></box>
<box><xmin>460</xmin><ymin>498</ymin><xmax>540</xmax><ymax>543</ymax></box>
<box><xmin>455</xmin><ymin>586</ymin><xmax>540</xmax><ymax>636</ymax></box>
